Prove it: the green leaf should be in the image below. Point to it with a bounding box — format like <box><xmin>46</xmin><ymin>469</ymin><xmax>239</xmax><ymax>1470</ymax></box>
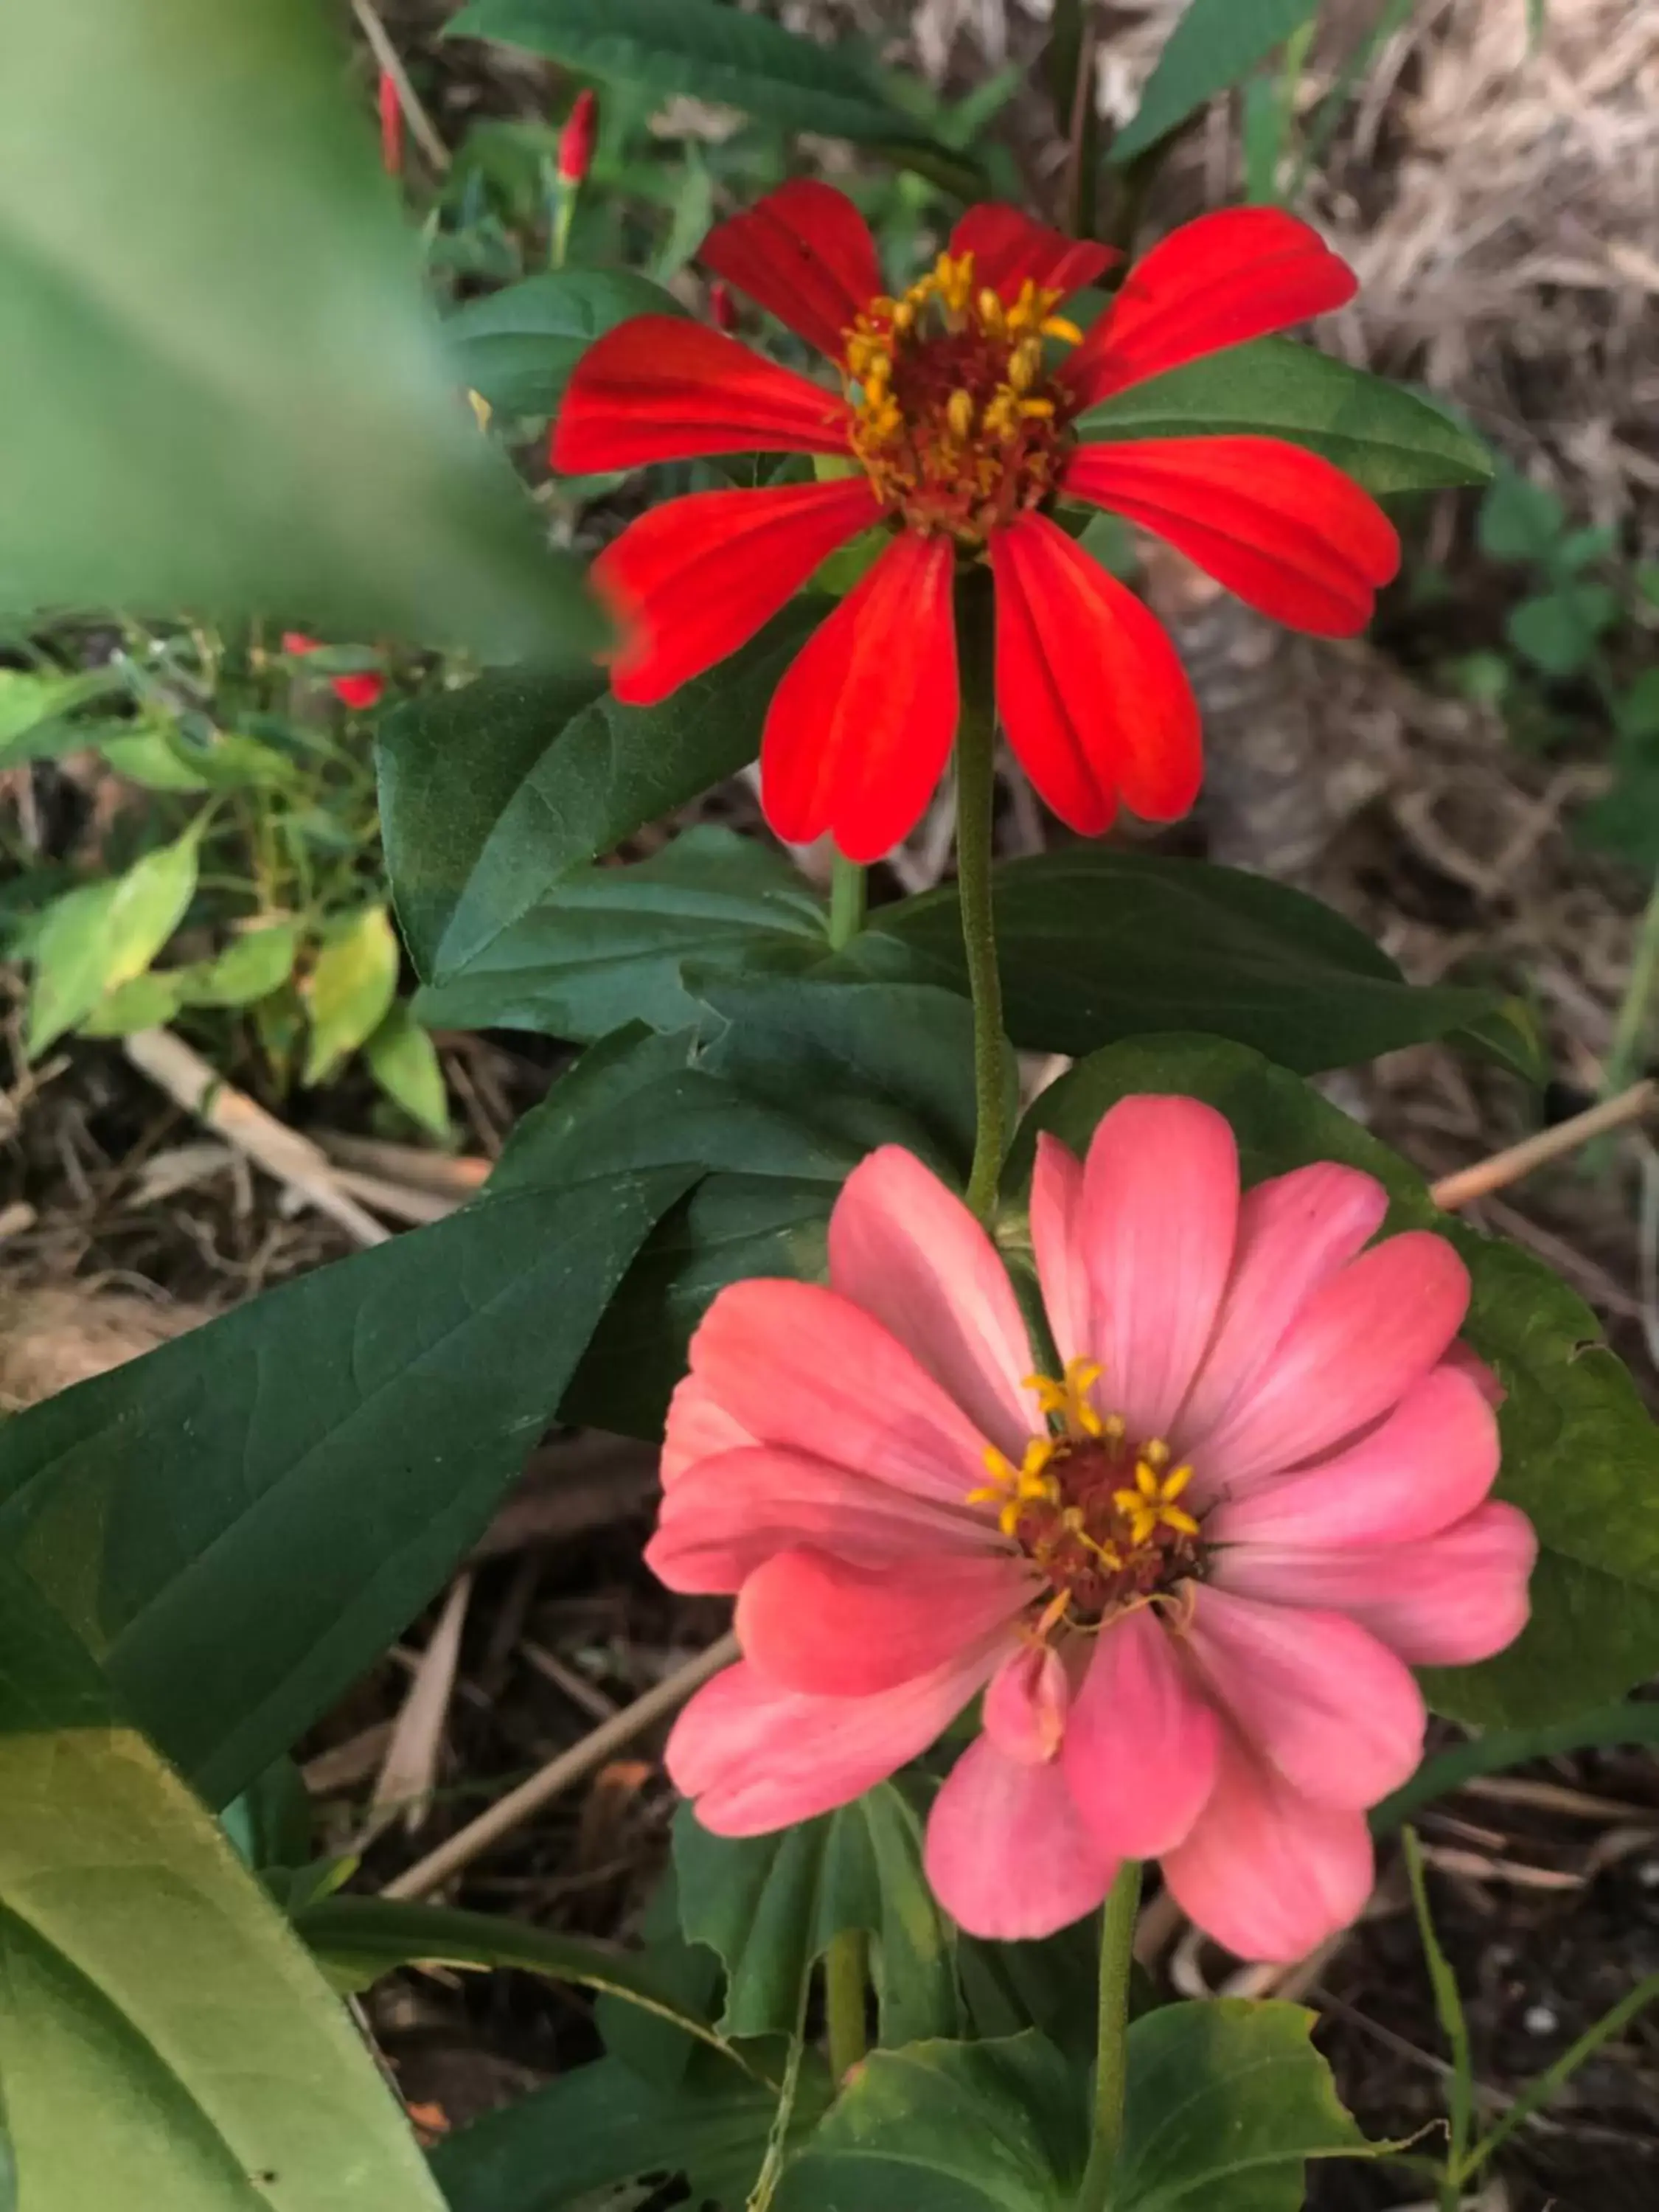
<box><xmin>434</xmin><ymin>2052</ymin><xmax>831</xmax><ymax>2212</ymax></box>
<box><xmin>1506</xmin><ymin>584</ymin><xmax>1618</xmax><ymax>678</ymax></box>
<box><xmin>855</xmin><ymin>846</ymin><xmax>1514</xmax><ymax>1076</ymax></box>
<box><xmin>378</xmin><ymin>605</ymin><xmax>823</xmax><ymax>985</ymax></box>
<box><xmin>180</xmin><ymin>919</ymin><xmax>305</xmax><ymax>1009</ymax></box>
<box><xmin>0</xmin><ymin>0</ymin><xmax>596</xmax><ymax>660</ymax></box>
<box><xmin>450</xmin><ymin>0</ymin><xmax>946</xmax><ymax>152</ymax></box>
<box><xmin>1477</xmin><ymin>469</ymin><xmax>1567</xmax><ymax>563</ymax></box>
<box><xmin>98</xmin><ymin>721</ymin><xmax>296</xmax><ymax>794</ymax></box>
<box><xmin>1077</xmin><ymin>339</ymin><xmax>1494</xmax><ymax>493</ymax></box>
<box><xmin>412</xmin><ymin>827</ymin><xmax>827</xmax><ymax>1040</ymax></box>
<box><xmin>364</xmin><ymin>1003</ymin><xmax>451</xmax><ymax>1140</ymax></box>
<box><xmin>1018</xmin><ymin>1034</ymin><xmax>1659</xmax><ymax>1726</ymax></box>
<box><xmin>0</xmin><ymin>1164</ymin><xmax>692</xmax><ymax>1806</ymax></box>
<box><xmin>1111</xmin><ymin>0</ymin><xmax>1318</xmax><ymax>166</ymax></box>
<box><xmin>447</xmin><ymin>268</ymin><xmax>684</xmax><ymax>417</ymax></box>
<box><xmin>772</xmin><ymin>2032</ymin><xmax>1087</xmax><ymax>2212</ymax></box>
<box><xmin>78</xmin><ymin>971</ymin><xmax>186</xmax><ymax>1037</ymax></box>
<box><xmin>1116</xmin><ymin>2000</ymin><xmax>1376</xmax><ymax>2208</ymax></box>
<box><xmin>302</xmin><ymin>905</ymin><xmax>400</xmax><ymax>1086</ymax></box>
<box><xmin>0</xmin><ymin>668</ymin><xmax>119</xmax><ymax>768</ymax></box>
<box><xmin>0</xmin><ymin>1725</ymin><xmax>445</xmax><ymax>2212</ymax></box>
<box><xmin>675</xmin><ymin>1785</ymin><xmax>961</xmax><ymax>2047</ymax></box>
<box><xmin>27</xmin><ymin>825</ymin><xmax>201</xmax><ymax>1056</ymax></box>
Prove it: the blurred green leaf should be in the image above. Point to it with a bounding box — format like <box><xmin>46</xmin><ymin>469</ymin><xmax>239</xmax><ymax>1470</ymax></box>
<box><xmin>411</xmin><ymin>827</ymin><xmax>826</xmax><ymax>1040</ymax></box>
<box><xmin>1476</xmin><ymin>469</ymin><xmax>1567</xmax><ymax>563</ymax></box>
<box><xmin>378</xmin><ymin>605</ymin><xmax>823</xmax><ymax>985</ymax></box>
<box><xmin>1078</xmin><ymin>339</ymin><xmax>1494</xmax><ymax>493</ymax></box>
<box><xmin>302</xmin><ymin>905</ymin><xmax>400</xmax><ymax>1085</ymax></box>
<box><xmin>446</xmin><ymin>268</ymin><xmax>683</xmax><ymax>417</ymax></box>
<box><xmin>1112</xmin><ymin>0</ymin><xmax>1318</xmax><ymax>166</ymax></box>
<box><xmin>675</xmin><ymin>1786</ymin><xmax>960</xmax><ymax>2047</ymax></box>
<box><xmin>853</xmin><ymin>846</ymin><xmax>1523</xmax><ymax>1077</ymax></box>
<box><xmin>1506</xmin><ymin>585</ymin><xmax>1618</xmax><ymax>678</ymax></box>
<box><xmin>449</xmin><ymin>0</ymin><xmax>954</xmax><ymax>156</ymax></box>
<box><xmin>1616</xmin><ymin>669</ymin><xmax>1659</xmax><ymax>743</ymax></box>
<box><xmin>0</xmin><ymin>1725</ymin><xmax>445</xmax><ymax>2212</ymax></box>
<box><xmin>1019</xmin><ymin>1034</ymin><xmax>1659</xmax><ymax>1728</ymax></box>
<box><xmin>27</xmin><ymin>825</ymin><xmax>201</xmax><ymax>1056</ymax></box>
<box><xmin>364</xmin><ymin>1002</ymin><xmax>451</xmax><ymax>1140</ymax></box>
<box><xmin>181</xmin><ymin>920</ymin><xmax>305</xmax><ymax>1009</ymax></box>
<box><xmin>99</xmin><ymin>722</ymin><xmax>294</xmax><ymax>793</ymax></box>
<box><xmin>0</xmin><ymin>0</ymin><xmax>597</xmax><ymax>660</ymax></box>
<box><xmin>0</xmin><ymin>668</ymin><xmax>119</xmax><ymax>767</ymax></box>
<box><xmin>79</xmin><ymin>972</ymin><xmax>186</xmax><ymax>1037</ymax></box>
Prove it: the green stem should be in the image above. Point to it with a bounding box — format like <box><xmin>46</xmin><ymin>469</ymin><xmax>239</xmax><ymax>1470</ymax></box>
<box><xmin>823</xmin><ymin>1927</ymin><xmax>868</xmax><ymax>2084</ymax></box>
<box><xmin>1074</xmin><ymin>1863</ymin><xmax>1143</xmax><ymax>2212</ymax></box>
<box><xmin>956</xmin><ymin>573</ymin><xmax>1007</xmax><ymax>1222</ymax></box>
<box><xmin>1604</xmin><ymin>867</ymin><xmax>1659</xmax><ymax>1097</ymax></box>
<box><xmin>828</xmin><ymin>852</ymin><xmax>866</xmax><ymax>950</ymax></box>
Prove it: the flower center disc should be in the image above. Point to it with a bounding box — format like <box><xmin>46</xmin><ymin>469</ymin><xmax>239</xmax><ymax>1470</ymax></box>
<box><xmin>843</xmin><ymin>251</ymin><xmax>1080</xmax><ymax>548</ymax></box>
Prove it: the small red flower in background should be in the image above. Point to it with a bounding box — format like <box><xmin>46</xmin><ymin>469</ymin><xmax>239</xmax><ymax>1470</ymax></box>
<box><xmin>554</xmin><ymin>184</ymin><xmax>1400</xmax><ymax>861</ymax></box>
<box><xmin>557</xmin><ymin>88</ymin><xmax>598</xmax><ymax>187</ymax></box>
<box><xmin>282</xmin><ymin>633</ymin><xmax>384</xmax><ymax>712</ymax></box>
<box><xmin>378</xmin><ymin>69</ymin><xmax>404</xmax><ymax>180</ymax></box>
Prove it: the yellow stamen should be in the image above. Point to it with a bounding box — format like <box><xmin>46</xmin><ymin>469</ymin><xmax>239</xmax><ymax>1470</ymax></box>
<box><xmin>946</xmin><ymin>388</ymin><xmax>975</xmax><ymax>441</ymax></box>
<box><xmin>1018</xmin><ymin>396</ymin><xmax>1055</xmax><ymax>419</ymax></box>
<box><xmin>1008</xmin><ymin>338</ymin><xmax>1042</xmax><ymax>392</ymax></box>
<box><xmin>1040</xmin><ymin>314</ymin><xmax>1085</xmax><ymax>345</ymax></box>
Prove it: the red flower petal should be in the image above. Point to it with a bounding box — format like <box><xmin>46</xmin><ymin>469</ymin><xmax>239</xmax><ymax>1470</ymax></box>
<box><xmin>332</xmin><ymin>672</ymin><xmax>384</xmax><ymax>711</ymax></box>
<box><xmin>597</xmin><ymin>478</ymin><xmax>881</xmax><ymax>706</ymax></box>
<box><xmin>1062</xmin><ymin>436</ymin><xmax>1400</xmax><ymax>636</ymax></box>
<box><xmin>701</xmin><ymin>179</ymin><xmax>881</xmax><ymax>361</ymax></box>
<box><xmin>948</xmin><ymin>204</ymin><xmax>1118</xmax><ymax>303</ymax></box>
<box><xmin>989</xmin><ymin>512</ymin><xmax>1200</xmax><ymax>833</ymax></box>
<box><xmin>552</xmin><ymin>317</ymin><xmax>849</xmax><ymax>473</ymax></box>
<box><xmin>760</xmin><ymin>530</ymin><xmax>957</xmax><ymax>860</ymax></box>
<box><xmin>1065</xmin><ymin>208</ymin><xmax>1357</xmax><ymax>409</ymax></box>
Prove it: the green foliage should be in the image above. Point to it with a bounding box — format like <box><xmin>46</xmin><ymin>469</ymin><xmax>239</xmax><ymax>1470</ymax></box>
<box><xmin>301</xmin><ymin>904</ymin><xmax>400</xmax><ymax>1085</ymax></box>
<box><xmin>446</xmin><ymin>268</ymin><xmax>685</xmax><ymax>418</ymax></box>
<box><xmin>675</xmin><ymin>1787</ymin><xmax>961</xmax><ymax>2047</ymax></box>
<box><xmin>0</xmin><ymin>1720</ymin><xmax>444</xmax><ymax>2212</ymax></box>
<box><xmin>1078</xmin><ymin>339</ymin><xmax>1494</xmax><ymax>493</ymax></box>
<box><xmin>1111</xmin><ymin>0</ymin><xmax>1319</xmax><ymax>167</ymax></box>
<box><xmin>0</xmin><ymin>0</ymin><xmax>594</xmax><ymax>661</ymax></box>
<box><xmin>1019</xmin><ymin>1034</ymin><xmax>1659</xmax><ymax>1726</ymax></box>
<box><xmin>26</xmin><ymin>824</ymin><xmax>201</xmax><ymax>1055</ymax></box>
<box><xmin>364</xmin><ymin>1003</ymin><xmax>451</xmax><ymax>1140</ymax></box>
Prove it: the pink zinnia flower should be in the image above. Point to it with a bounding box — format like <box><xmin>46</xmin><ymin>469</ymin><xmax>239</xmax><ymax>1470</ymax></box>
<box><xmin>650</xmin><ymin>1096</ymin><xmax>1536</xmax><ymax>1962</ymax></box>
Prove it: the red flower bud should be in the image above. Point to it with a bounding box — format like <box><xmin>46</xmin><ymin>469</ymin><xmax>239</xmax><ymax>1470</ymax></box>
<box><xmin>378</xmin><ymin>69</ymin><xmax>404</xmax><ymax>180</ymax></box>
<box><xmin>557</xmin><ymin>88</ymin><xmax>597</xmax><ymax>187</ymax></box>
<box><xmin>709</xmin><ymin>279</ymin><xmax>738</xmax><ymax>333</ymax></box>
<box><xmin>282</xmin><ymin>633</ymin><xmax>384</xmax><ymax>712</ymax></box>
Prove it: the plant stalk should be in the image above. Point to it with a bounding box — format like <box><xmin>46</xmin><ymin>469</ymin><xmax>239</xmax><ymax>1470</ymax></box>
<box><xmin>955</xmin><ymin>573</ymin><xmax>1007</xmax><ymax>1222</ymax></box>
<box><xmin>828</xmin><ymin>852</ymin><xmax>867</xmax><ymax>950</ymax></box>
<box><xmin>1074</xmin><ymin>1863</ymin><xmax>1143</xmax><ymax>2212</ymax></box>
<box><xmin>823</xmin><ymin>1927</ymin><xmax>869</xmax><ymax>2084</ymax></box>
<box><xmin>1604</xmin><ymin>866</ymin><xmax>1659</xmax><ymax>1099</ymax></box>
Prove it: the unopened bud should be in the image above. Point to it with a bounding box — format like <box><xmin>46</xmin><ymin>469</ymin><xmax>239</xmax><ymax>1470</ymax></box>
<box><xmin>709</xmin><ymin>279</ymin><xmax>738</xmax><ymax>333</ymax></box>
<box><xmin>557</xmin><ymin>88</ymin><xmax>597</xmax><ymax>187</ymax></box>
<box><xmin>378</xmin><ymin>70</ymin><xmax>404</xmax><ymax>180</ymax></box>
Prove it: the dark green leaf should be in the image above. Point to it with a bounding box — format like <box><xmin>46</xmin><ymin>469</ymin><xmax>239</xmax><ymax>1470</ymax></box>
<box><xmin>675</xmin><ymin>1785</ymin><xmax>960</xmax><ymax>2047</ymax></box>
<box><xmin>449</xmin><ymin>0</ymin><xmax>944</xmax><ymax>152</ymax></box>
<box><xmin>0</xmin><ymin>1725</ymin><xmax>445</xmax><ymax>2212</ymax></box>
<box><xmin>0</xmin><ymin>0</ymin><xmax>594</xmax><ymax>660</ymax></box>
<box><xmin>446</xmin><ymin>268</ymin><xmax>684</xmax><ymax>417</ymax></box>
<box><xmin>411</xmin><ymin>827</ymin><xmax>827</xmax><ymax>1040</ymax></box>
<box><xmin>1111</xmin><ymin>0</ymin><xmax>1318</xmax><ymax>166</ymax></box>
<box><xmin>1117</xmin><ymin>2000</ymin><xmax>1376</xmax><ymax>2208</ymax></box>
<box><xmin>1477</xmin><ymin>470</ymin><xmax>1567</xmax><ymax>563</ymax></box>
<box><xmin>772</xmin><ymin>2032</ymin><xmax>1087</xmax><ymax>2212</ymax></box>
<box><xmin>433</xmin><ymin>2051</ymin><xmax>830</xmax><ymax>2212</ymax></box>
<box><xmin>1017</xmin><ymin>1034</ymin><xmax>1659</xmax><ymax>1726</ymax></box>
<box><xmin>1506</xmin><ymin>585</ymin><xmax>1618</xmax><ymax>678</ymax></box>
<box><xmin>378</xmin><ymin>605</ymin><xmax>822</xmax><ymax>984</ymax></box>
<box><xmin>0</xmin><ymin>1166</ymin><xmax>693</xmax><ymax>1806</ymax></box>
<box><xmin>854</xmin><ymin>846</ymin><xmax>1514</xmax><ymax>1076</ymax></box>
<box><xmin>1078</xmin><ymin>340</ymin><xmax>1494</xmax><ymax>493</ymax></box>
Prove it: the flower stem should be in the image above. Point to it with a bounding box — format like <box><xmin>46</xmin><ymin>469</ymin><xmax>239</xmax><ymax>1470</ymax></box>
<box><xmin>828</xmin><ymin>852</ymin><xmax>867</xmax><ymax>950</ymax></box>
<box><xmin>955</xmin><ymin>573</ymin><xmax>1007</xmax><ymax>1222</ymax></box>
<box><xmin>823</xmin><ymin>1927</ymin><xmax>868</xmax><ymax>2084</ymax></box>
<box><xmin>1074</xmin><ymin>1863</ymin><xmax>1143</xmax><ymax>2212</ymax></box>
<box><xmin>1604</xmin><ymin>866</ymin><xmax>1659</xmax><ymax>1099</ymax></box>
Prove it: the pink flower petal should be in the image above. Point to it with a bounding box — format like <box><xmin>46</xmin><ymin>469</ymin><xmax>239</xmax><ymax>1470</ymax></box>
<box><xmin>661</xmin><ymin>1371</ymin><xmax>757</xmax><ymax>1489</ymax></box>
<box><xmin>1031</xmin><ymin>1133</ymin><xmax>1091</xmax><ymax>1371</ymax></box>
<box><xmin>925</xmin><ymin>1733</ymin><xmax>1117</xmax><ymax>1939</ymax></box>
<box><xmin>1206</xmin><ymin>1364</ymin><xmax>1500</xmax><ymax>1551</ymax></box>
<box><xmin>828</xmin><ymin>1146</ymin><xmax>1037</xmax><ymax>1460</ymax></box>
<box><xmin>1061</xmin><ymin>1607</ymin><xmax>1220</xmax><ymax>1857</ymax></box>
<box><xmin>1080</xmin><ymin>1096</ymin><xmax>1240</xmax><ymax>1439</ymax></box>
<box><xmin>1176</xmin><ymin>1162</ymin><xmax>1388</xmax><ymax>1461</ymax></box>
<box><xmin>1443</xmin><ymin>1339</ymin><xmax>1506</xmax><ymax>1408</ymax></box>
<box><xmin>1189</xmin><ymin>1231</ymin><xmax>1470</xmax><ymax>1492</ymax></box>
<box><xmin>737</xmin><ymin>1547</ymin><xmax>1034</xmax><ymax>1695</ymax></box>
<box><xmin>648</xmin><ymin>1444</ymin><xmax>996</xmax><ymax>1593</ymax></box>
<box><xmin>1213</xmin><ymin>1502</ymin><xmax>1536</xmax><ymax>1666</ymax></box>
<box><xmin>669</xmin><ymin>1645</ymin><xmax>1006</xmax><ymax>1834</ymax></box>
<box><xmin>983</xmin><ymin>1641</ymin><xmax>1070</xmax><ymax>1764</ymax></box>
<box><xmin>1186</xmin><ymin>1586</ymin><xmax>1424</xmax><ymax>1809</ymax></box>
<box><xmin>684</xmin><ymin>1279</ymin><xmax>996</xmax><ymax>1506</ymax></box>
<box><xmin>1161</xmin><ymin>1732</ymin><xmax>1374</xmax><ymax>1962</ymax></box>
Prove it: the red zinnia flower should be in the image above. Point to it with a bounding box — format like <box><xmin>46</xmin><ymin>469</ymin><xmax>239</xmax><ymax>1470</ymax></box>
<box><xmin>554</xmin><ymin>185</ymin><xmax>1400</xmax><ymax>860</ymax></box>
<box><xmin>282</xmin><ymin>633</ymin><xmax>384</xmax><ymax>712</ymax></box>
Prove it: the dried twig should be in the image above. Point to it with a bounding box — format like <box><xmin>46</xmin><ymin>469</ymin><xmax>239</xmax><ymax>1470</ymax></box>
<box><xmin>383</xmin><ymin>1632</ymin><xmax>740</xmax><ymax>1899</ymax></box>
<box><xmin>348</xmin><ymin>0</ymin><xmax>451</xmax><ymax>173</ymax></box>
<box><xmin>365</xmin><ymin>1571</ymin><xmax>475</xmax><ymax>1843</ymax></box>
<box><xmin>1429</xmin><ymin>1079</ymin><xmax>1657</xmax><ymax>1211</ymax></box>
